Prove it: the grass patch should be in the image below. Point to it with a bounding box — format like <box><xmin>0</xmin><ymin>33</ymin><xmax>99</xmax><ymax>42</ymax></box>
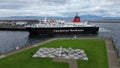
<box><xmin>0</xmin><ymin>39</ymin><xmax>108</xmax><ymax>68</ymax></box>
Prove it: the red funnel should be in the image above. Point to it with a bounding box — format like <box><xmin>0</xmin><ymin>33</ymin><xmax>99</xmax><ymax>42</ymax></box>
<box><xmin>73</xmin><ymin>14</ymin><xmax>80</xmax><ymax>23</ymax></box>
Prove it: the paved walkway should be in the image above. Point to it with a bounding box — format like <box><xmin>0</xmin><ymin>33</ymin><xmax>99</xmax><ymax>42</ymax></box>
<box><xmin>105</xmin><ymin>38</ymin><xmax>120</xmax><ymax>68</ymax></box>
<box><xmin>53</xmin><ymin>58</ymin><xmax>78</xmax><ymax>68</ymax></box>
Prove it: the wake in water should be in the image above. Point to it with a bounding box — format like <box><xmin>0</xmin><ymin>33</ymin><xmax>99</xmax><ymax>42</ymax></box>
<box><xmin>99</xmin><ymin>27</ymin><xmax>111</xmax><ymax>32</ymax></box>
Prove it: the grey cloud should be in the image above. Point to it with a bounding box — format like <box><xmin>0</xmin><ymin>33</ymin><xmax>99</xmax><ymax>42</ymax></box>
<box><xmin>0</xmin><ymin>0</ymin><xmax>120</xmax><ymax>17</ymax></box>
<box><xmin>0</xmin><ymin>0</ymin><xmax>67</xmax><ymax>9</ymax></box>
<box><xmin>0</xmin><ymin>0</ymin><xmax>32</xmax><ymax>9</ymax></box>
<box><xmin>40</xmin><ymin>0</ymin><xmax>68</xmax><ymax>5</ymax></box>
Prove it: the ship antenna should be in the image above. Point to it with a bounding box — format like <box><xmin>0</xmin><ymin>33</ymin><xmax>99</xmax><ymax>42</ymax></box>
<box><xmin>76</xmin><ymin>13</ymin><xmax>78</xmax><ymax>17</ymax></box>
<box><xmin>44</xmin><ymin>16</ymin><xmax>48</xmax><ymax>23</ymax></box>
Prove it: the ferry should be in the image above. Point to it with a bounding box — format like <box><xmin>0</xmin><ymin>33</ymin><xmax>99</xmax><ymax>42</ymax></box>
<box><xmin>25</xmin><ymin>14</ymin><xmax>99</xmax><ymax>35</ymax></box>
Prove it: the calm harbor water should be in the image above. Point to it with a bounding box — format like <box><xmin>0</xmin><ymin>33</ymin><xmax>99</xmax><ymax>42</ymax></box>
<box><xmin>0</xmin><ymin>23</ymin><xmax>120</xmax><ymax>56</ymax></box>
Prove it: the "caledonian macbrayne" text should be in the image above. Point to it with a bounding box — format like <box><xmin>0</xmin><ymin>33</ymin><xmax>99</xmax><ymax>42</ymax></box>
<box><xmin>54</xmin><ymin>29</ymin><xmax>84</xmax><ymax>32</ymax></box>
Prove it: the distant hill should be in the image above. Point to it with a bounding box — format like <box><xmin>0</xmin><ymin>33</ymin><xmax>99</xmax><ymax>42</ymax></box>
<box><xmin>80</xmin><ymin>15</ymin><xmax>103</xmax><ymax>19</ymax></box>
<box><xmin>0</xmin><ymin>15</ymin><xmax>120</xmax><ymax>23</ymax></box>
<box><xmin>3</xmin><ymin>15</ymin><xmax>120</xmax><ymax>19</ymax></box>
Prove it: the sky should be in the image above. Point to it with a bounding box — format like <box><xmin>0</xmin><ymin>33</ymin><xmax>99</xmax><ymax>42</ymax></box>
<box><xmin>0</xmin><ymin>0</ymin><xmax>120</xmax><ymax>17</ymax></box>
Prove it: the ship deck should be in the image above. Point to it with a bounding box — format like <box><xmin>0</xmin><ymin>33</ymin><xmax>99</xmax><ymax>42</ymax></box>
<box><xmin>25</xmin><ymin>22</ymin><xmax>97</xmax><ymax>28</ymax></box>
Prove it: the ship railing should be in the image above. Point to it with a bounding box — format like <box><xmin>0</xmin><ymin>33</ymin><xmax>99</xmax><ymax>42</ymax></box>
<box><xmin>25</xmin><ymin>23</ymin><xmax>39</xmax><ymax>27</ymax></box>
